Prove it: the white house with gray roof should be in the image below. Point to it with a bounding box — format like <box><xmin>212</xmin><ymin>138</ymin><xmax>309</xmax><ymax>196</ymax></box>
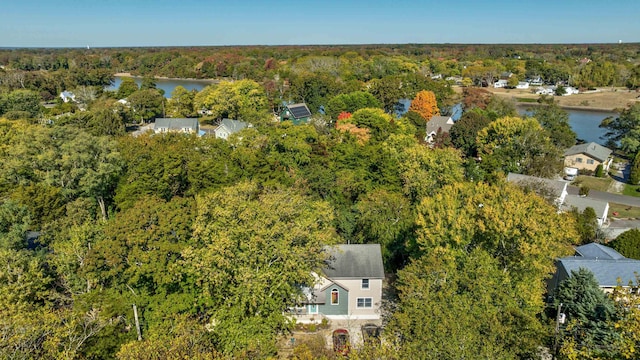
<box><xmin>506</xmin><ymin>173</ymin><xmax>568</xmax><ymax>208</ymax></box>
<box><xmin>425</xmin><ymin>115</ymin><xmax>454</xmax><ymax>144</ymax></box>
<box><xmin>154</xmin><ymin>118</ymin><xmax>200</xmax><ymax>134</ymax></box>
<box><xmin>561</xmin><ymin>195</ymin><xmax>610</xmax><ymax>227</ymax></box>
<box><xmin>564</xmin><ymin>142</ymin><xmax>613</xmax><ymax>173</ymax></box>
<box><xmin>294</xmin><ymin>244</ymin><xmax>384</xmax><ymax>323</ymax></box>
<box><xmin>214</xmin><ymin>118</ymin><xmax>250</xmax><ymax>140</ymax></box>
<box><xmin>550</xmin><ymin>243</ymin><xmax>640</xmax><ymax>294</ymax></box>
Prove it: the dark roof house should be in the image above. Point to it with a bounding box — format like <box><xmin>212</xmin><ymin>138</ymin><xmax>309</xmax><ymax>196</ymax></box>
<box><xmin>280</xmin><ymin>103</ymin><xmax>312</xmax><ymax>125</ymax></box>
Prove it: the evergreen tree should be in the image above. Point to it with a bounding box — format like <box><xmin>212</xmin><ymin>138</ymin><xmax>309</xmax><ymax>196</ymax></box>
<box><xmin>555</xmin><ymin>268</ymin><xmax>619</xmax><ymax>359</ymax></box>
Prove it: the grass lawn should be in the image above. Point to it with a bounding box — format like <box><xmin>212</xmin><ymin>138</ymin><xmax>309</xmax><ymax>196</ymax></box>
<box><xmin>623</xmin><ymin>184</ymin><xmax>640</xmax><ymax>197</ymax></box>
<box><xmin>609</xmin><ymin>203</ymin><xmax>640</xmax><ymax>219</ymax></box>
<box><xmin>572</xmin><ymin>176</ymin><xmax>612</xmax><ymax>192</ymax></box>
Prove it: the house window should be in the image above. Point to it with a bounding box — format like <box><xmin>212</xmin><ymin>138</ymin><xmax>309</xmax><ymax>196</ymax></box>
<box><xmin>587</xmin><ymin>159</ymin><xmax>595</xmax><ymax>165</ymax></box>
<box><xmin>331</xmin><ymin>289</ymin><xmax>339</xmax><ymax>305</ymax></box>
<box><xmin>357</xmin><ymin>298</ymin><xmax>372</xmax><ymax>308</ymax></box>
<box><xmin>361</xmin><ymin>279</ymin><xmax>370</xmax><ymax>290</ymax></box>
<box><xmin>576</xmin><ymin>157</ymin><xmax>583</xmax><ymax>163</ymax></box>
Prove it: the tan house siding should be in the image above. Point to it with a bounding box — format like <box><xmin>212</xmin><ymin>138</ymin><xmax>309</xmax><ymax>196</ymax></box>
<box><xmin>338</xmin><ymin>279</ymin><xmax>383</xmax><ymax>318</ymax></box>
<box><xmin>564</xmin><ymin>153</ymin><xmax>601</xmax><ymax>172</ymax></box>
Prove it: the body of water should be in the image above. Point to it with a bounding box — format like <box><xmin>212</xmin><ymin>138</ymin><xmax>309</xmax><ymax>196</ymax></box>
<box><xmin>105</xmin><ymin>76</ymin><xmax>215</xmax><ymax>98</ymax></box>
<box><xmin>518</xmin><ymin>105</ymin><xmax>617</xmax><ymax>145</ymax></box>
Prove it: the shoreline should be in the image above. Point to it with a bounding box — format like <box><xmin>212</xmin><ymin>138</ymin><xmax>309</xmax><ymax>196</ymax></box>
<box><xmin>113</xmin><ymin>72</ymin><xmax>218</xmax><ymax>83</ymax></box>
<box><xmin>516</xmin><ymin>102</ymin><xmax>619</xmax><ymax>113</ymax></box>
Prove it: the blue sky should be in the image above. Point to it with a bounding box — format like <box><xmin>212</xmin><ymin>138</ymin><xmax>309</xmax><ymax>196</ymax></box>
<box><xmin>2</xmin><ymin>0</ymin><xmax>638</xmax><ymax>47</ymax></box>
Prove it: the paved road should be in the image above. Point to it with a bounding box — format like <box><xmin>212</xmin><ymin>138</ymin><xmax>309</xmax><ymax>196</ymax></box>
<box><xmin>567</xmin><ymin>185</ymin><xmax>640</xmax><ymax>207</ymax></box>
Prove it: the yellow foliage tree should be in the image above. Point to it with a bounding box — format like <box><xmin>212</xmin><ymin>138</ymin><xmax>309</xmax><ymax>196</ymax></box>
<box><xmin>409</xmin><ymin>90</ymin><xmax>439</xmax><ymax>121</ymax></box>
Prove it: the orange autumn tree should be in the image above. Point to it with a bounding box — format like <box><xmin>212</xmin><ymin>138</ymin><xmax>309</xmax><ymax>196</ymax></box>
<box><xmin>409</xmin><ymin>90</ymin><xmax>440</xmax><ymax>121</ymax></box>
<box><xmin>335</xmin><ymin>111</ymin><xmax>371</xmax><ymax>144</ymax></box>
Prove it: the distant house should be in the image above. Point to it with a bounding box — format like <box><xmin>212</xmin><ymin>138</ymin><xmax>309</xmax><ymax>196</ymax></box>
<box><xmin>564</xmin><ymin>142</ymin><xmax>613</xmax><ymax>173</ymax></box>
<box><xmin>561</xmin><ymin>87</ymin><xmax>580</xmax><ymax>96</ymax></box>
<box><xmin>506</xmin><ymin>173</ymin><xmax>568</xmax><ymax>208</ymax></box>
<box><xmin>516</xmin><ymin>82</ymin><xmax>530</xmax><ymax>89</ymax></box>
<box><xmin>425</xmin><ymin>115</ymin><xmax>454</xmax><ymax>144</ymax></box>
<box><xmin>154</xmin><ymin>118</ymin><xmax>200</xmax><ymax>135</ymax></box>
<box><xmin>536</xmin><ymin>87</ymin><xmax>555</xmax><ymax>95</ymax></box>
<box><xmin>214</xmin><ymin>118</ymin><xmax>250</xmax><ymax>140</ymax></box>
<box><xmin>550</xmin><ymin>243</ymin><xmax>640</xmax><ymax>294</ymax></box>
<box><xmin>529</xmin><ymin>77</ymin><xmax>544</xmax><ymax>86</ymax></box>
<box><xmin>293</xmin><ymin>244</ymin><xmax>384</xmax><ymax>325</ymax></box>
<box><xmin>561</xmin><ymin>195</ymin><xmax>610</xmax><ymax>227</ymax></box>
<box><xmin>493</xmin><ymin>79</ymin><xmax>508</xmax><ymax>88</ymax></box>
<box><xmin>60</xmin><ymin>91</ymin><xmax>76</xmax><ymax>103</ymax></box>
<box><xmin>280</xmin><ymin>103</ymin><xmax>312</xmax><ymax>125</ymax></box>
<box><xmin>500</xmin><ymin>71</ymin><xmax>514</xmax><ymax>79</ymax></box>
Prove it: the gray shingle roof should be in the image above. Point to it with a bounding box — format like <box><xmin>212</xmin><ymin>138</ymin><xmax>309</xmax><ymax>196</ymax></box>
<box><xmin>556</xmin><ymin>243</ymin><xmax>640</xmax><ymax>287</ymax></box>
<box><xmin>561</xmin><ymin>195</ymin><xmax>609</xmax><ymax>220</ymax></box>
<box><xmin>557</xmin><ymin>258</ymin><xmax>640</xmax><ymax>287</ymax></box>
<box><xmin>426</xmin><ymin>116</ymin><xmax>454</xmax><ymax>135</ymax></box>
<box><xmin>506</xmin><ymin>173</ymin><xmax>567</xmax><ymax>200</ymax></box>
<box><xmin>574</xmin><ymin>243</ymin><xmax>624</xmax><ymax>260</ymax></box>
<box><xmin>155</xmin><ymin>118</ymin><xmax>199</xmax><ymax>131</ymax></box>
<box><xmin>216</xmin><ymin>118</ymin><xmax>248</xmax><ymax>134</ymax></box>
<box><xmin>322</xmin><ymin>244</ymin><xmax>384</xmax><ymax>279</ymax></box>
<box><xmin>564</xmin><ymin>142</ymin><xmax>612</xmax><ymax>163</ymax></box>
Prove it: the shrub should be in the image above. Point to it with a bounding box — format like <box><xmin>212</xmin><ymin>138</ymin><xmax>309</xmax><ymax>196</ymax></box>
<box><xmin>579</xmin><ymin>186</ymin><xmax>590</xmax><ymax>196</ymax></box>
<box><xmin>4</xmin><ymin>110</ymin><xmax>32</xmax><ymax>120</ymax></box>
<box><xmin>595</xmin><ymin>164</ymin><xmax>604</xmax><ymax>178</ymax></box>
<box><xmin>609</xmin><ymin>229</ymin><xmax>640</xmax><ymax>259</ymax></box>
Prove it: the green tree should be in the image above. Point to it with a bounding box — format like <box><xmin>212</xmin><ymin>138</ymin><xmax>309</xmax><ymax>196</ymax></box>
<box><xmin>600</xmin><ymin>103</ymin><xmax>640</xmax><ymax>153</ymax></box>
<box><xmin>570</xmin><ymin>207</ymin><xmax>599</xmax><ymax>244</ymax></box>
<box><xmin>630</xmin><ymin>152</ymin><xmax>640</xmax><ymax>185</ymax></box>
<box><xmin>531</xmin><ymin>98</ymin><xmax>576</xmax><ymax>149</ymax></box>
<box><xmin>116</xmin><ymin>77</ymin><xmax>139</xmax><ymax>99</ymax></box>
<box><xmin>449</xmin><ymin>111</ymin><xmax>492</xmax><ymax>157</ymax></box>
<box><xmin>608</xmin><ymin>228</ymin><xmax>640</xmax><ymax>259</ymax></box>
<box><xmin>326</xmin><ymin>91</ymin><xmax>381</xmax><ymax>119</ymax></box>
<box><xmin>1</xmin><ymin>89</ymin><xmax>42</xmax><ymax>118</ymax></box>
<box><xmin>178</xmin><ymin>182</ymin><xmax>337</xmax><ymax>357</ymax></box>
<box><xmin>368</xmin><ymin>75</ymin><xmax>404</xmax><ymax>113</ymax></box>
<box><xmin>127</xmin><ymin>89</ymin><xmax>164</xmax><ymax>123</ymax></box>
<box><xmin>167</xmin><ymin>85</ymin><xmax>195</xmax><ymax>118</ymax></box>
<box><xmin>477</xmin><ymin>116</ymin><xmax>561</xmax><ymax>177</ymax></box>
<box><xmin>555</xmin><ymin>268</ymin><xmax>619</xmax><ymax>359</ymax></box>
<box><xmin>194</xmin><ymin>79</ymin><xmax>268</xmax><ymax>120</ymax></box>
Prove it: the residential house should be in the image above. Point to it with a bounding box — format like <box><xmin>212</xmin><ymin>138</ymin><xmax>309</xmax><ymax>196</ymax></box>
<box><xmin>529</xmin><ymin>76</ymin><xmax>544</xmax><ymax>86</ymax></box>
<box><xmin>214</xmin><ymin>118</ymin><xmax>250</xmax><ymax>140</ymax></box>
<box><xmin>516</xmin><ymin>82</ymin><xmax>530</xmax><ymax>89</ymax></box>
<box><xmin>280</xmin><ymin>103</ymin><xmax>312</xmax><ymax>125</ymax></box>
<box><xmin>561</xmin><ymin>195</ymin><xmax>610</xmax><ymax>227</ymax></box>
<box><xmin>564</xmin><ymin>142</ymin><xmax>613</xmax><ymax>173</ymax></box>
<box><xmin>294</xmin><ymin>244</ymin><xmax>384</xmax><ymax>324</ymax></box>
<box><xmin>536</xmin><ymin>87</ymin><xmax>555</xmax><ymax>95</ymax></box>
<box><xmin>493</xmin><ymin>79</ymin><xmax>508</xmax><ymax>88</ymax></box>
<box><xmin>506</xmin><ymin>173</ymin><xmax>568</xmax><ymax>208</ymax></box>
<box><xmin>154</xmin><ymin>118</ymin><xmax>200</xmax><ymax>134</ymax></box>
<box><xmin>561</xmin><ymin>87</ymin><xmax>580</xmax><ymax>96</ymax></box>
<box><xmin>425</xmin><ymin>115</ymin><xmax>454</xmax><ymax>144</ymax></box>
<box><xmin>550</xmin><ymin>243</ymin><xmax>640</xmax><ymax>294</ymax></box>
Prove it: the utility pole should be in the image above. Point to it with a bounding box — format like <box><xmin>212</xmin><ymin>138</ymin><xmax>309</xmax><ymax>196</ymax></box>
<box><xmin>554</xmin><ymin>302</ymin><xmax>563</xmax><ymax>357</ymax></box>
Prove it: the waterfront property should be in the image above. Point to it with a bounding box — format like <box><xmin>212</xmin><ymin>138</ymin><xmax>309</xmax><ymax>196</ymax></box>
<box><xmin>564</xmin><ymin>142</ymin><xmax>613</xmax><ymax>172</ymax></box>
